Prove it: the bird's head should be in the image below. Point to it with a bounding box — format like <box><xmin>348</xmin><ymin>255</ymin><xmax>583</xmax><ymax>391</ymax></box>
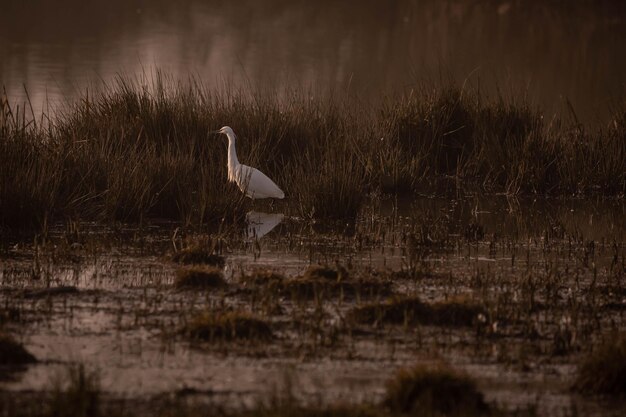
<box><xmin>213</xmin><ymin>126</ymin><xmax>234</xmax><ymax>137</ymax></box>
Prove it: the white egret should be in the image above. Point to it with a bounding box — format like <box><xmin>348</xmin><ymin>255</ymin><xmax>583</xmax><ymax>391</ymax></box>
<box><xmin>213</xmin><ymin>126</ymin><xmax>285</xmax><ymax>200</ymax></box>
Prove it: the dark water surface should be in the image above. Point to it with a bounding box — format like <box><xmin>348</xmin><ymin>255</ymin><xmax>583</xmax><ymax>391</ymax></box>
<box><xmin>1</xmin><ymin>0</ymin><xmax>625</xmax><ymax>124</ymax></box>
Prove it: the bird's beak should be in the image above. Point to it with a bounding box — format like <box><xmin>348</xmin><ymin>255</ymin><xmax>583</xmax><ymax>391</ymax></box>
<box><xmin>209</xmin><ymin>130</ymin><xmax>221</xmax><ymax>135</ymax></box>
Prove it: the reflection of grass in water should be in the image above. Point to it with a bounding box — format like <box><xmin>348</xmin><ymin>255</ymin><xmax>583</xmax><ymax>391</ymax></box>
<box><xmin>2</xmin><ymin>365</ymin><xmax>121</xmax><ymax>417</ymax></box>
<box><xmin>171</xmin><ymin>245</ymin><xmax>226</xmax><ymax>268</ymax></box>
<box><xmin>48</xmin><ymin>365</ymin><xmax>102</xmax><ymax>417</ymax></box>
<box><xmin>183</xmin><ymin>311</ymin><xmax>273</xmax><ymax>342</ymax></box>
<box><xmin>0</xmin><ymin>332</ymin><xmax>36</xmax><ymax>365</ymax></box>
<box><xmin>383</xmin><ymin>364</ymin><xmax>489</xmax><ymax>416</ymax></box>
<box><xmin>303</xmin><ymin>265</ymin><xmax>349</xmax><ymax>281</ymax></box>
<box><xmin>349</xmin><ymin>296</ymin><xmax>485</xmax><ymax>328</ymax></box>
<box><xmin>241</xmin><ymin>269</ymin><xmax>287</xmax><ymax>286</ymax></box>
<box><xmin>0</xmin><ymin>362</ymin><xmax>496</xmax><ymax>417</ymax></box>
<box><xmin>174</xmin><ymin>266</ymin><xmax>227</xmax><ymax>289</ymax></box>
<box><xmin>1</xmin><ymin>74</ymin><xmax>624</xmax><ymax>231</ymax></box>
<box><xmin>0</xmin><ymin>307</ymin><xmax>21</xmax><ymax>326</ymax></box>
<box><xmin>278</xmin><ymin>276</ymin><xmax>392</xmax><ymax>301</ymax></box>
<box><xmin>242</xmin><ymin>266</ymin><xmax>392</xmax><ymax>301</ymax></box>
<box><xmin>574</xmin><ymin>333</ymin><xmax>626</xmax><ymax>396</ymax></box>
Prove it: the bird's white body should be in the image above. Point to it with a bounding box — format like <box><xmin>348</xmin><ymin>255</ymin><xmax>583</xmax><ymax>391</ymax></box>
<box><xmin>219</xmin><ymin>126</ymin><xmax>285</xmax><ymax>200</ymax></box>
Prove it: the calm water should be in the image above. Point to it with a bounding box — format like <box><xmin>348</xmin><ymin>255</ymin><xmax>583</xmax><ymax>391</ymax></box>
<box><xmin>1</xmin><ymin>0</ymin><xmax>625</xmax><ymax>124</ymax></box>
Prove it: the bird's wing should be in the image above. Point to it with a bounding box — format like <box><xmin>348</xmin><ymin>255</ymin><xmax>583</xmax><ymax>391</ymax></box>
<box><xmin>238</xmin><ymin>165</ymin><xmax>284</xmax><ymax>199</ymax></box>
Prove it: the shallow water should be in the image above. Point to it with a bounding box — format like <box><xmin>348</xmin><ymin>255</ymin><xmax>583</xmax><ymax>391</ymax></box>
<box><xmin>1</xmin><ymin>196</ymin><xmax>625</xmax><ymax>415</ymax></box>
<box><xmin>1</xmin><ymin>1</ymin><xmax>625</xmax><ymax>124</ymax></box>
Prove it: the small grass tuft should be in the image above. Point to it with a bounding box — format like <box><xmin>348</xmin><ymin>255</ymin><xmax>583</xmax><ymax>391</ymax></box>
<box><xmin>184</xmin><ymin>311</ymin><xmax>273</xmax><ymax>342</ymax></box>
<box><xmin>573</xmin><ymin>333</ymin><xmax>626</xmax><ymax>396</ymax></box>
<box><xmin>241</xmin><ymin>270</ymin><xmax>287</xmax><ymax>286</ymax></box>
<box><xmin>383</xmin><ymin>364</ymin><xmax>489</xmax><ymax>416</ymax></box>
<box><xmin>0</xmin><ymin>333</ymin><xmax>36</xmax><ymax>365</ymax></box>
<box><xmin>242</xmin><ymin>268</ymin><xmax>389</xmax><ymax>300</ymax></box>
<box><xmin>175</xmin><ymin>266</ymin><xmax>227</xmax><ymax>289</ymax></box>
<box><xmin>349</xmin><ymin>296</ymin><xmax>485</xmax><ymax>327</ymax></box>
<box><xmin>171</xmin><ymin>245</ymin><xmax>226</xmax><ymax>268</ymax></box>
<box><xmin>303</xmin><ymin>265</ymin><xmax>349</xmax><ymax>281</ymax></box>
<box><xmin>280</xmin><ymin>276</ymin><xmax>391</xmax><ymax>300</ymax></box>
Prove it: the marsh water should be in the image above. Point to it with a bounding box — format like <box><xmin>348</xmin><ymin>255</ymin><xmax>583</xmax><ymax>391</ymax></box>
<box><xmin>1</xmin><ymin>196</ymin><xmax>625</xmax><ymax>416</ymax></box>
<box><xmin>1</xmin><ymin>0</ymin><xmax>626</xmax><ymax>124</ymax></box>
<box><xmin>2</xmin><ymin>1</ymin><xmax>626</xmax><ymax>415</ymax></box>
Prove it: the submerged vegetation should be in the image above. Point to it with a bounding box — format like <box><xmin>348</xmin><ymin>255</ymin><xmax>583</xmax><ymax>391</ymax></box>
<box><xmin>1</xmin><ymin>74</ymin><xmax>624</xmax><ymax>230</ymax></box>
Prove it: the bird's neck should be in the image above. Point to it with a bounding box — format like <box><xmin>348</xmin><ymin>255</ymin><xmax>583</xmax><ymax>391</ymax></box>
<box><xmin>227</xmin><ymin>134</ymin><xmax>239</xmax><ymax>182</ymax></box>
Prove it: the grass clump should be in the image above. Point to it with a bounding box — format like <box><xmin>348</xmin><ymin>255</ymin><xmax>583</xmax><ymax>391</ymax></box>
<box><xmin>383</xmin><ymin>364</ymin><xmax>489</xmax><ymax>416</ymax></box>
<box><xmin>349</xmin><ymin>296</ymin><xmax>484</xmax><ymax>328</ymax></box>
<box><xmin>303</xmin><ymin>265</ymin><xmax>349</xmax><ymax>281</ymax></box>
<box><xmin>573</xmin><ymin>333</ymin><xmax>626</xmax><ymax>396</ymax></box>
<box><xmin>0</xmin><ymin>333</ymin><xmax>36</xmax><ymax>365</ymax></box>
<box><xmin>243</xmin><ymin>267</ymin><xmax>390</xmax><ymax>300</ymax></box>
<box><xmin>382</xmin><ymin>87</ymin><xmax>477</xmax><ymax>177</ymax></box>
<box><xmin>280</xmin><ymin>276</ymin><xmax>391</xmax><ymax>300</ymax></box>
<box><xmin>184</xmin><ymin>311</ymin><xmax>273</xmax><ymax>342</ymax></box>
<box><xmin>241</xmin><ymin>269</ymin><xmax>287</xmax><ymax>285</ymax></box>
<box><xmin>241</xmin><ymin>270</ymin><xmax>286</xmax><ymax>286</ymax></box>
<box><xmin>174</xmin><ymin>266</ymin><xmax>227</xmax><ymax>289</ymax></box>
<box><xmin>286</xmin><ymin>133</ymin><xmax>367</xmax><ymax>220</ymax></box>
<box><xmin>171</xmin><ymin>245</ymin><xmax>226</xmax><ymax>268</ymax></box>
<box><xmin>2</xmin><ymin>75</ymin><xmax>625</xmax><ymax>232</ymax></box>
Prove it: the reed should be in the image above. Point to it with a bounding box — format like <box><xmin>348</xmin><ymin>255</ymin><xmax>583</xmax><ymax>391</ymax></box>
<box><xmin>1</xmin><ymin>74</ymin><xmax>623</xmax><ymax>231</ymax></box>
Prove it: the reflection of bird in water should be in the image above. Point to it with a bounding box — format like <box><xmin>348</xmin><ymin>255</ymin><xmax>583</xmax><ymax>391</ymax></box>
<box><xmin>246</xmin><ymin>211</ymin><xmax>284</xmax><ymax>240</ymax></box>
<box><xmin>213</xmin><ymin>126</ymin><xmax>285</xmax><ymax>200</ymax></box>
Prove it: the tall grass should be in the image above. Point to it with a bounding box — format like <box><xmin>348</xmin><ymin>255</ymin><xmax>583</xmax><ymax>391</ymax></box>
<box><xmin>1</xmin><ymin>74</ymin><xmax>624</xmax><ymax>231</ymax></box>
